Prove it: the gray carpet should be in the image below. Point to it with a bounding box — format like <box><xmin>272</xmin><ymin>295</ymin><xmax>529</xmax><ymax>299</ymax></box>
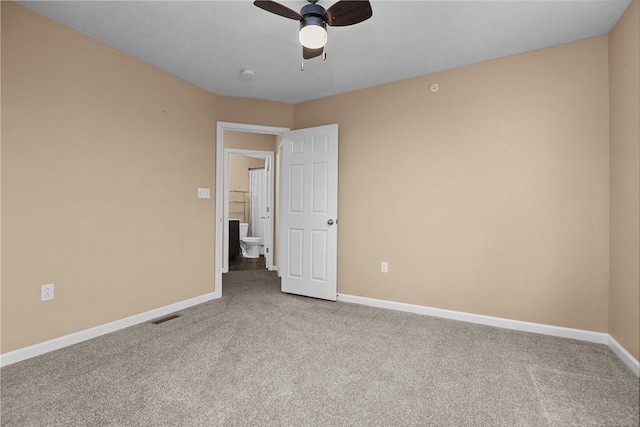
<box><xmin>1</xmin><ymin>270</ymin><xmax>638</xmax><ymax>426</ymax></box>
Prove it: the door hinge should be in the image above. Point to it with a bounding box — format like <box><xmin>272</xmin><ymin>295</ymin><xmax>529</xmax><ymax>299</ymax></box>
<box><xmin>266</xmin><ymin>206</ymin><xmax>270</xmax><ymax>212</ymax></box>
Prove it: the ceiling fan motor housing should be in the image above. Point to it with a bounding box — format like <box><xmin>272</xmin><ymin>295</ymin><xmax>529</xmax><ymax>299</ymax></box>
<box><xmin>299</xmin><ymin>3</ymin><xmax>327</xmax><ymax>49</ymax></box>
<box><xmin>300</xmin><ymin>15</ymin><xmax>326</xmax><ymax>31</ymax></box>
<box><xmin>301</xmin><ymin>3</ymin><xmax>325</xmax><ymax>18</ymax></box>
<box><xmin>300</xmin><ymin>3</ymin><xmax>326</xmax><ymax>29</ymax></box>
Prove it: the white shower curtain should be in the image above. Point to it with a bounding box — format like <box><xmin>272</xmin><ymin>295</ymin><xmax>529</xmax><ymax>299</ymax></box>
<box><xmin>249</xmin><ymin>168</ymin><xmax>267</xmax><ymax>254</ymax></box>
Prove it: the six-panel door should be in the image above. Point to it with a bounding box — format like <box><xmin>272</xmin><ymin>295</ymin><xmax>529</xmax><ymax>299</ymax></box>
<box><xmin>280</xmin><ymin>125</ymin><xmax>338</xmax><ymax>301</ymax></box>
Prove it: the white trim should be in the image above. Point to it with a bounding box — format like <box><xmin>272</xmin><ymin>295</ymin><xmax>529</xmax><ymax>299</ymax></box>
<box><xmin>607</xmin><ymin>335</ymin><xmax>640</xmax><ymax>376</ymax></box>
<box><xmin>0</xmin><ymin>292</ymin><xmax>216</xmax><ymax>367</ymax></box>
<box><xmin>337</xmin><ymin>294</ymin><xmax>639</xmax><ymax>376</ymax></box>
<box><xmin>276</xmin><ymin>139</ymin><xmax>284</xmax><ymax>279</ymax></box>
<box><xmin>215</xmin><ymin>122</ymin><xmax>289</xmax><ymax>299</ymax></box>
<box><xmin>2</xmin><ymin>289</ymin><xmax>637</xmax><ymax>377</ymax></box>
<box><xmin>337</xmin><ymin>294</ymin><xmax>607</xmax><ymax>343</ymax></box>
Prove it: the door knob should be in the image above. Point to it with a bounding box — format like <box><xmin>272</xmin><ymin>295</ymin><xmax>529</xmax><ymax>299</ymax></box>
<box><xmin>327</xmin><ymin>219</ymin><xmax>334</xmax><ymax>225</ymax></box>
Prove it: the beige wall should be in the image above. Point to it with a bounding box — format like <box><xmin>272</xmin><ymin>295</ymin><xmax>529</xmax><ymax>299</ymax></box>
<box><xmin>1</xmin><ymin>3</ymin><xmax>218</xmax><ymax>352</ymax></box>
<box><xmin>224</xmin><ymin>130</ymin><xmax>278</xmax><ymax>152</ymax></box>
<box><xmin>295</xmin><ymin>37</ymin><xmax>611</xmax><ymax>332</ymax></box>
<box><xmin>229</xmin><ymin>154</ymin><xmax>265</xmax><ymax>193</ymax></box>
<box><xmin>218</xmin><ymin>96</ymin><xmax>293</xmax><ymax>129</ymax></box>
<box><xmin>2</xmin><ymin>1</ymin><xmax>638</xmax><ymax>362</ymax></box>
<box><xmin>608</xmin><ymin>1</ymin><xmax>640</xmax><ymax>361</ymax></box>
<box><xmin>1</xmin><ymin>2</ymin><xmax>296</xmax><ymax>355</ymax></box>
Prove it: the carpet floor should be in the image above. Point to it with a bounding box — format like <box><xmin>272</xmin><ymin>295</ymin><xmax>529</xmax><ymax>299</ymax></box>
<box><xmin>1</xmin><ymin>270</ymin><xmax>638</xmax><ymax>426</ymax></box>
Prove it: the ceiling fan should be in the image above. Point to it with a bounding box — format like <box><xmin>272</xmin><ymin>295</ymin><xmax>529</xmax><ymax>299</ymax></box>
<box><xmin>254</xmin><ymin>0</ymin><xmax>373</xmax><ymax>60</ymax></box>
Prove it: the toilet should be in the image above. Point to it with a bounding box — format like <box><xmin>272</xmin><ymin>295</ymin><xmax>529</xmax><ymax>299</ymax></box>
<box><xmin>239</xmin><ymin>223</ymin><xmax>262</xmax><ymax>259</ymax></box>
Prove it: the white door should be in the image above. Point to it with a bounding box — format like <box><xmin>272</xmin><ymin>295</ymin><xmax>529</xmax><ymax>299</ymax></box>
<box><xmin>280</xmin><ymin>124</ymin><xmax>338</xmax><ymax>301</ymax></box>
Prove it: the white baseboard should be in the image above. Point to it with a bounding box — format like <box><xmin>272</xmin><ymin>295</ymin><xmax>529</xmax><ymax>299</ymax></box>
<box><xmin>3</xmin><ymin>290</ymin><xmax>637</xmax><ymax>377</ymax></box>
<box><xmin>0</xmin><ymin>292</ymin><xmax>217</xmax><ymax>368</ymax></box>
<box><xmin>337</xmin><ymin>294</ymin><xmax>608</xmax><ymax>343</ymax></box>
<box><xmin>337</xmin><ymin>293</ymin><xmax>639</xmax><ymax>377</ymax></box>
<box><xmin>607</xmin><ymin>335</ymin><xmax>640</xmax><ymax>376</ymax></box>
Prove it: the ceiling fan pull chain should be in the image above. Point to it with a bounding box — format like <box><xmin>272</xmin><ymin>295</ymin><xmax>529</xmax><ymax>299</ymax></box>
<box><xmin>323</xmin><ymin>51</ymin><xmax>327</xmax><ymax>61</ymax></box>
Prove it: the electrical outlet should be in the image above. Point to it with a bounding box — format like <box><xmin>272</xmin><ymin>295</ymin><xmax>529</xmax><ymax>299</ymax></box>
<box><xmin>41</xmin><ymin>284</ymin><xmax>54</xmax><ymax>301</ymax></box>
<box><xmin>381</xmin><ymin>262</ymin><xmax>388</xmax><ymax>273</ymax></box>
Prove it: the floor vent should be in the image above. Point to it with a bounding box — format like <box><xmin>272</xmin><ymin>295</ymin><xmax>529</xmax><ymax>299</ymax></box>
<box><xmin>151</xmin><ymin>314</ymin><xmax>181</xmax><ymax>325</ymax></box>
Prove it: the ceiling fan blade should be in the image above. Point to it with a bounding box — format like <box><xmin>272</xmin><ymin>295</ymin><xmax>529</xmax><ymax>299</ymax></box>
<box><xmin>325</xmin><ymin>0</ymin><xmax>372</xmax><ymax>27</ymax></box>
<box><xmin>303</xmin><ymin>46</ymin><xmax>324</xmax><ymax>60</ymax></box>
<box><xmin>253</xmin><ymin>0</ymin><xmax>302</xmax><ymax>20</ymax></box>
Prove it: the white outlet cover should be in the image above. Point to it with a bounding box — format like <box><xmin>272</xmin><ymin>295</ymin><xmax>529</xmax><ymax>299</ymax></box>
<box><xmin>41</xmin><ymin>284</ymin><xmax>54</xmax><ymax>301</ymax></box>
<box><xmin>197</xmin><ymin>187</ymin><xmax>210</xmax><ymax>199</ymax></box>
<box><xmin>381</xmin><ymin>262</ymin><xmax>389</xmax><ymax>273</ymax></box>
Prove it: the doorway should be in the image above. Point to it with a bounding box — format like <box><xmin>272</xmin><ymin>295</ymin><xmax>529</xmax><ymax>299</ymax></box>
<box><xmin>214</xmin><ymin>122</ymin><xmax>289</xmax><ymax>299</ymax></box>
<box><xmin>225</xmin><ymin>150</ymin><xmax>272</xmax><ymax>271</ymax></box>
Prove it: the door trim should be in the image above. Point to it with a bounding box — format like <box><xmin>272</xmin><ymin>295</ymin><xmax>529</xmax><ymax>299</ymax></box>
<box><xmin>214</xmin><ymin>122</ymin><xmax>290</xmax><ymax>299</ymax></box>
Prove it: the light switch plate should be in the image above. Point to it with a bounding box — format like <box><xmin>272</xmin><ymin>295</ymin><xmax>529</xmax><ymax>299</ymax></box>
<box><xmin>41</xmin><ymin>284</ymin><xmax>54</xmax><ymax>301</ymax></box>
<box><xmin>197</xmin><ymin>187</ymin><xmax>210</xmax><ymax>199</ymax></box>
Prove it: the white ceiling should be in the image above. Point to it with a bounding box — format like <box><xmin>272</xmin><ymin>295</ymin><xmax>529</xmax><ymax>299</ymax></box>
<box><xmin>18</xmin><ymin>0</ymin><xmax>630</xmax><ymax>104</ymax></box>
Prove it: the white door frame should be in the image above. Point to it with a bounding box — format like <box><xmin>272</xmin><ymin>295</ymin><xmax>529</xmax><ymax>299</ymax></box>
<box><xmin>214</xmin><ymin>122</ymin><xmax>289</xmax><ymax>299</ymax></box>
<box><xmin>224</xmin><ymin>148</ymin><xmax>274</xmax><ymax>271</ymax></box>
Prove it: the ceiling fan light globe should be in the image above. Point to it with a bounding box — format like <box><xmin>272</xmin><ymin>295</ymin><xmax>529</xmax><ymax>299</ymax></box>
<box><xmin>299</xmin><ymin>24</ymin><xmax>327</xmax><ymax>49</ymax></box>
